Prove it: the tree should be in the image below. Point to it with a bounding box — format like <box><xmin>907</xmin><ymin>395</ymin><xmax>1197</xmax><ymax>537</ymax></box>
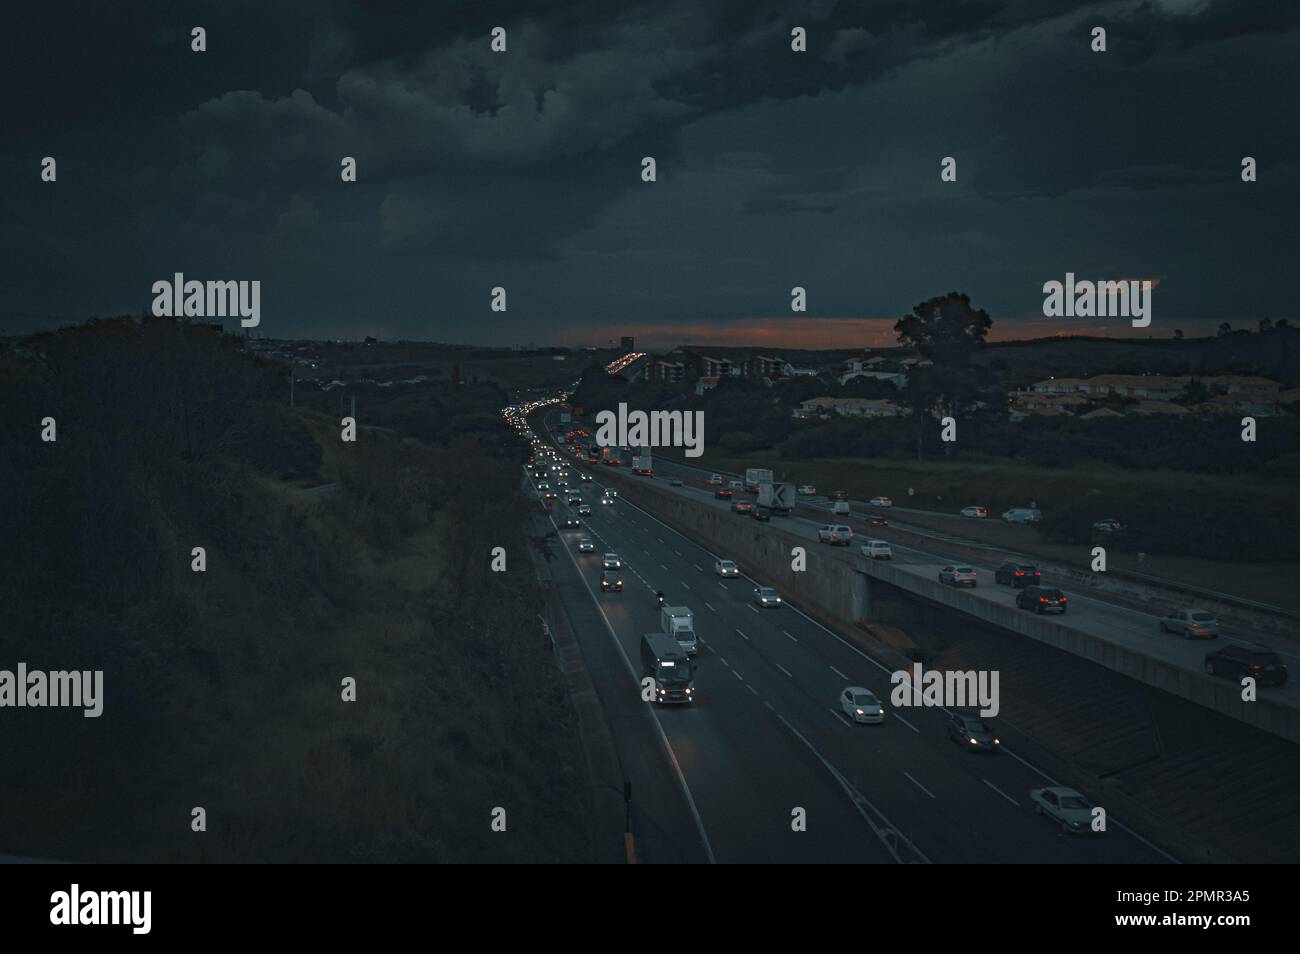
<box><xmin>1259</xmin><ymin>317</ymin><xmax>1274</xmax><ymax>333</ymax></box>
<box><xmin>1176</xmin><ymin>378</ymin><xmax>1210</xmax><ymax>406</ymax></box>
<box><xmin>1173</xmin><ymin>329</ymin><xmax>1184</xmax><ymax>339</ymax></box>
<box><xmin>1217</xmin><ymin>322</ymin><xmax>1232</xmax><ymax>336</ymax></box>
<box><xmin>894</xmin><ymin>292</ymin><xmax>992</xmax><ymax>366</ymax></box>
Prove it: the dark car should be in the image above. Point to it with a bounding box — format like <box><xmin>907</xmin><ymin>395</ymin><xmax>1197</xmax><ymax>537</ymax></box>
<box><xmin>716</xmin><ymin>489</ymin><xmax>734</xmax><ymax>499</ymax></box>
<box><xmin>731</xmin><ymin>501</ymin><xmax>755</xmax><ymax>514</ymax></box>
<box><xmin>752</xmin><ymin>508</ymin><xmax>771</xmax><ymax>522</ymax></box>
<box><xmin>947</xmin><ymin>713</ymin><xmax>1000</xmax><ymax>752</ymax></box>
<box><xmin>1016</xmin><ymin>585</ymin><xmax>1068</xmax><ymax>614</ymax></box>
<box><xmin>995</xmin><ymin>562</ymin><xmax>1041</xmax><ymax>587</ymax></box>
<box><xmin>600</xmin><ymin>571</ymin><xmax>623</xmax><ymax>592</ymax></box>
<box><xmin>1205</xmin><ymin>644</ymin><xmax>1288</xmax><ymax>687</ymax></box>
<box><xmin>561</xmin><ymin>516</ymin><xmax>580</xmax><ymax>529</ymax></box>
<box><xmin>864</xmin><ymin>513</ymin><xmax>889</xmax><ymax>527</ymax></box>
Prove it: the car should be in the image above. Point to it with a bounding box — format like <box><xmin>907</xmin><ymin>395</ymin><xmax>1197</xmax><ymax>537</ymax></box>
<box><xmin>715</xmin><ymin>559</ymin><xmax>739</xmax><ymax>577</ymax></box>
<box><xmin>830</xmin><ymin>490</ymin><xmax>849</xmax><ymax>500</ymax></box>
<box><xmin>869</xmin><ymin>496</ymin><xmax>893</xmax><ymax>507</ymax></box>
<box><xmin>537</xmin><ymin>482</ymin><xmax>550</xmax><ymax>491</ymax></box>
<box><xmin>817</xmin><ymin>524</ymin><xmax>854</xmax><ymax>545</ymax></box>
<box><xmin>600</xmin><ymin>571</ymin><xmax>623</xmax><ymax>592</ymax></box>
<box><xmin>947</xmin><ymin>712</ymin><xmax>1000</xmax><ymax>752</ymax></box>
<box><xmin>600</xmin><ymin>495</ymin><xmax>614</xmax><ymax>506</ymax></box>
<box><xmin>566</xmin><ymin>495</ymin><xmax>581</xmax><ymax>505</ymax></box>
<box><xmin>1001</xmin><ymin>507</ymin><xmax>1042</xmax><ymax>524</ymax></box>
<box><xmin>797</xmin><ymin>484</ymin><xmax>817</xmax><ymax>495</ymax></box>
<box><xmin>561</xmin><ymin>516</ymin><xmax>580</xmax><ymax>529</ymax></box>
<box><xmin>860</xmin><ymin>540</ymin><xmax>892</xmax><ymax>560</ymax></box>
<box><xmin>840</xmin><ymin>687</ymin><xmax>884</xmax><ymax>724</ymax></box>
<box><xmin>1159</xmin><ymin>608</ymin><xmax>1220</xmax><ymax>639</ymax></box>
<box><xmin>731</xmin><ymin>501</ymin><xmax>755</xmax><ymax>514</ymax></box>
<box><xmin>667</xmin><ymin>477</ymin><xmax>683</xmax><ymax>487</ymax></box>
<box><xmin>577</xmin><ymin>504</ymin><xmax>592</xmax><ymax>515</ymax></box>
<box><xmin>707</xmin><ymin>474</ymin><xmax>723</xmax><ymax>486</ymax></box>
<box><xmin>960</xmin><ymin>506</ymin><xmax>988</xmax><ymax>518</ymax></box>
<box><xmin>716</xmin><ymin>488</ymin><xmax>734</xmax><ymax>499</ymax></box>
<box><xmin>1016</xmin><ymin>585</ymin><xmax>1068</xmax><ymax>614</ymax></box>
<box><xmin>864</xmin><ymin>513</ymin><xmax>889</xmax><ymax>527</ymax></box>
<box><xmin>1029</xmin><ymin>787</ymin><xmax>1100</xmax><ymax>835</ymax></box>
<box><xmin>602</xmin><ymin>553</ymin><xmax>622</xmax><ymax>571</ymax></box>
<box><xmin>939</xmin><ymin>565</ymin><xmax>977</xmax><ymax>587</ymax></box>
<box><xmin>605</xmin><ymin>488</ymin><xmax>618</xmax><ymax>498</ymax></box>
<box><xmin>753</xmin><ymin>586</ymin><xmax>783</xmax><ymax>607</ymax></box>
<box><xmin>579</xmin><ymin>473</ymin><xmax>592</xmax><ymax>482</ymax></box>
<box><xmin>1092</xmin><ymin>518</ymin><xmax>1124</xmax><ymax>533</ymax></box>
<box><xmin>751</xmin><ymin>508</ymin><xmax>771</xmax><ymax>522</ymax></box>
<box><xmin>577</xmin><ymin>538</ymin><xmax>596</xmax><ymax>552</ymax></box>
<box><xmin>995</xmin><ymin>562</ymin><xmax>1040</xmax><ymax>587</ymax></box>
<box><xmin>727</xmin><ymin>479</ymin><xmax>745</xmax><ymax>492</ymax></box>
<box><xmin>1205</xmin><ymin>644</ymin><xmax>1288</xmax><ymax>686</ymax></box>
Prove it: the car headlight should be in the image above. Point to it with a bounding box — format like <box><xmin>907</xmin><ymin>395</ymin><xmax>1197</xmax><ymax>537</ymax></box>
<box><xmin>855</xmin><ymin>708</ymin><xmax>864</xmax><ymax>715</ymax></box>
<box><xmin>969</xmin><ymin>738</ymin><xmax>978</xmax><ymax>744</ymax></box>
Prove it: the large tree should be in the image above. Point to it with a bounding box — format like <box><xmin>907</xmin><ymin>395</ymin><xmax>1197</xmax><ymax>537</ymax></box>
<box><xmin>893</xmin><ymin>292</ymin><xmax>992</xmax><ymax>367</ymax></box>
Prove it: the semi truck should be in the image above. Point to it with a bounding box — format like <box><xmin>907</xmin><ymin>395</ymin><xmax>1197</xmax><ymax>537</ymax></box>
<box><xmin>744</xmin><ymin>467</ymin><xmax>774</xmax><ymax>491</ymax></box>
<box><xmin>757</xmin><ymin>481</ymin><xmax>794</xmax><ymax>516</ymax></box>
<box><xmin>601</xmin><ymin>446</ymin><xmax>620</xmax><ymax>465</ymax></box>
<box><xmin>660</xmin><ymin>605</ymin><xmax>698</xmax><ymax>655</ymax></box>
<box><xmin>640</xmin><ymin>633</ymin><xmax>694</xmax><ymax>704</ymax></box>
<box><xmin>632</xmin><ymin>450</ymin><xmax>654</xmax><ymax>475</ymax></box>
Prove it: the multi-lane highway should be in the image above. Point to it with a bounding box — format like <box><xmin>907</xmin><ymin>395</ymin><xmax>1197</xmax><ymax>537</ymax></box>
<box><xmin>636</xmin><ymin>455</ymin><xmax>1300</xmax><ymax>710</ymax></box>
<box><xmin>534</xmin><ymin>454</ymin><xmax>1172</xmax><ymax>863</ymax></box>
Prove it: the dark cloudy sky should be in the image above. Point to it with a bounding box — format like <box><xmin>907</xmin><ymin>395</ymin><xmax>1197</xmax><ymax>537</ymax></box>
<box><xmin>2</xmin><ymin>0</ymin><xmax>1297</xmax><ymax>348</ymax></box>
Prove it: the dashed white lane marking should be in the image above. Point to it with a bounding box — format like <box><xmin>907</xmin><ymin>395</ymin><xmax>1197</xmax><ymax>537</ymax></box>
<box><xmin>704</xmin><ymin>602</ymin><xmax>716</xmax><ymax>613</ymax></box>
<box><xmin>674</xmin><ymin>549</ymin><xmax>683</xmax><ymax>556</ymax></box>
<box><xmin>765</xmin><ymin>701</ymin><xmax>776</xmax><ymax>711</ymax></box>
<box><xmin>735</xmin><ymin>628</ymin><xmax>749</xmax><ymax>641</ymax></box>
<box><xmin>775</xmin><ymin>663</ymin><xmax>794</xmax><ymax>678</ymax></box>
<box><xmin>891</xmin><ymin>710</ymin><xmax>920</xmax><ymax>734</ymax></box>
<box><xmin>983</xmin><ymin>778</ymin><xmax>1020</xmax><ymax>808</ymax></box>
<box><xmin>748</xmin><ymin>605</ymin><xmax>760</xmax><ymax>614</ymax></box>
<box><xmin>904</xmin><ymin>772</ymin><xmax>936</xmax><ymax>800</ymax></box>
<box><xmin>747</xmin><ymin>684</ymin><xmax>759</xmax><ymax>696</ymax></box>
<box><xmin>829</xmin><ymin>707</ymin><xmax>851</xmax><ymax>726</ymax></box>
<box><xmin>733</xmin><ymin>670</ymin><xmax>745</xmax><ymax>682</ymax></box>
<box><xmin>719</xmin><ymin>656</ymin><xmax>729</xmax><ymax>667</ymax></box>
<box><xmin>660</xmin><ymin>564</ymin><xmax>669</xmax><ymax>570</ymax></box>
<box><xmin>783</xmin><ymin>629</ymin><xmax>799</xmax><ymax>643</ymax></box>
<box><xmin>681</xmin><ymin>582</ymin><xmax>691</xmax><ymax>590</ymax></box>
<box><xmin>829</xmin><ymin>665</ymin><xmax>849</xmax><ymax>680</ymax></box>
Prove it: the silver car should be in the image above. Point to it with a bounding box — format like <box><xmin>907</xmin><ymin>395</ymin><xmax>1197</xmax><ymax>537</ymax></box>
<box><xmin>753</xmin><ymin>586</ymin><xmax>783</xmax><ymax>607</ymax></box>
<box><xmin>577</xmin><ymin>538</ymin><xmax>596</xmax><ymax>552</ymax></box>
<box><xmin>715</xmin><ymin>559</ymin><xmax>739</xmax><ymax>577</ymax></box>
<box><xmin>1159</xmin><ymin>608</ymin><xmax>1220</xmax><ymax>639</ymax></box>
<box><xmin>939</xmin><ymin>565</ymin><xmax>978</xmax><ymax>587</ymax></box>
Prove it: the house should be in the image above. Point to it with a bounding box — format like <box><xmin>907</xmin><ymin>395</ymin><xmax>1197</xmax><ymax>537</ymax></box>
<box><xmin>1131</xmin><ymin>400</ymin><xmax>1189</xmax><ymax>415</ymax></box>
<box><xmin>1080</xmin><ymin>407</ymin><xmax>1125</xmax><ymax>420</ymax></box>
<box><xmin>695</xmin><ymin>376</ymin><xmax>720</xmax><ymax>396</ymax></box>
<box><xmin>648</xmin><ymin>359</ymin><xmax>686</xmax><ymax>384</ymax></box>
<box><xmin>783</xmin><ymin>363</ymin><xmax>820</xmax><ymax>378</ymax></box>
<box><xmin>742</xmin><ymin>355</ymin><xmax>785</xmax><ymax>380</ymax></box>
<box><xmin>796</xmin><ymin>396</ymin><xmax>908</xmax><ymax>419</ymax></box>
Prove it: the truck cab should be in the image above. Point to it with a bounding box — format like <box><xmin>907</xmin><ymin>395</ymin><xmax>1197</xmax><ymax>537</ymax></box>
<box><xmin>640</xmin><ymin>633</ymin><xmax>694</xmax><ymax>704</ymax></box>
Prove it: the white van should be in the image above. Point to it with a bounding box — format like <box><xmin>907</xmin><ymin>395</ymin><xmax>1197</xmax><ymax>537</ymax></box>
<box><xmin>832</xmin><ymin>500</ymin><xmax>851</xmax><ymax>515</ymax></box>
<box><xmin>860</xmin><ymin>540</ymin><xmax>892</xmax><ymax>560</ymax></box>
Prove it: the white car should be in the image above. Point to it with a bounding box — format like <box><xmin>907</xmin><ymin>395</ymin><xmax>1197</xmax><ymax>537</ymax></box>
<box><xmin>818</xmin><ymin>525</ymin><xmax>854</xmax><ymax>546</ymax></box>
<box><xmin>577</xmin><ymin>504</ymin><xmax>592</xmax><ymax>515</ymax></box>
<box><xmin>869</xmin><ymin>496</ymin><xmax>893</xmax><ymax>508</ymax></box>
<box><xmin>577</xmin><ymin>538</ymin><xmax>596</xmax><ymax>552</ymax></box>
<box><xmin>667</xmin><ymin>477</ymin><xmax>683</xmax><ymax>487</ymax></box>
<box><xmin>797</xmin><ymin>484</ymin><xmax>817</xmax><ymax>495</ymax></box>
<box><xmin>939</xmin><ymin>565</ymin><xmax>978</xmax><ymax>587</ymax></box>
<box><xmin>860</xmin><ymin>540</ymin><xmax>892</xmax><ymax>560</ymax></box>
<box><xmin>960</xmin><ymin>506</ymin><xmax>988</xmax><ymax>518</ymax></box>
<box><xmin>600</xmin><ymin>495</ymin><xmax>614</xmax><ymax>506</ymax></box>
<box><xmin>603</xmin><ymin>553</ymin><xmax>622</xmax><ymax>571</ymax></box>
<box><xmin>840</xmin><ymin>687</ymin><xmax>884</xmax><ymax>724</ymax></box>
<box><xmin>715</xmin><ymin>559</ymin><xmax>739</xmax><ymax>577</ymax></box>
<box><xmin>1030</xmin><ymin>787</ymin><xmax>1100</xmax><ymax>835</ymax></box>
<box><xmin>707</xmin><ymin>474</ymin><xmax>723</xmax><ymax>486</ymax></box>
<box><xmin>753</xmin><ymin>586</ymin><xmax>783</xmax><ymax>607</ymax></box>
<box><xmin>579</xmin><ymin>473</ymin><xmax>592</xmax><ymax>482</ymax></box>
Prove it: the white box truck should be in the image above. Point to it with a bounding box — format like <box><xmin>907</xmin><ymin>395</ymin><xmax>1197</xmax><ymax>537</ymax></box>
<box><xmin>660</xmin><ymin>605</ymin><xmax>698</xmax><ymax>655</ymax></box>
<box><xmin>757</xmin><ymin>481</ymin><xmax>794</xmax><ymax>515</ymax></box>
<box><xmin>632</xmin><ymin>450</ymin><xmax>653</xmax><ymax>475</ymax></box>
<box><xmin>745</xmin><ymin>467</ymin><xmax>774</xmax><ymax>492</ymax></box>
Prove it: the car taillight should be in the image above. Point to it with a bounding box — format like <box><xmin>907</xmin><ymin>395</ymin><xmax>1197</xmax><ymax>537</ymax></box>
<box><xmin>1191</xmin><ymin>623</ymin><xmax>1198</xmax><ymax>628</ymax></box>
<box><xmin>1060</xmin><ymin>596</ymin><xmax>1067</xmax><ymax>602</ymax></box>
<box><xmin>1039</xmin><ymin>597</ymin><xmax>1048</xmax><ymax>602</ymax></box>
<box><xmin>1015</xmin><ymin>571</ymin><xmax>1024</xmax><ymax>576</ymax></box>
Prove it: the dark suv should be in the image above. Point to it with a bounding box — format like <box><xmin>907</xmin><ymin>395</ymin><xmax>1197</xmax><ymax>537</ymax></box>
<box><xmin>995</xmin><ymin>562</ymin><xmax>1041</xmax><ymax>587</ymax></box>
<box><xmin>1015</xmin><ymin>586</ymin><xmax>1068</xmax><ymax>614</ymax></box>
<box><xmin>1205</xmin><ymin>645</ymin><xmax>1288</xmax><ymax>687</ymax></box>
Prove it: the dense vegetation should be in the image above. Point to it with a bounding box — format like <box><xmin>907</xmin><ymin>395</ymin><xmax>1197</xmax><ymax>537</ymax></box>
<box><xmin>0</xmin><ymin>318</ymin><xmax>591</xmax><ymax>861</ymax></box>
